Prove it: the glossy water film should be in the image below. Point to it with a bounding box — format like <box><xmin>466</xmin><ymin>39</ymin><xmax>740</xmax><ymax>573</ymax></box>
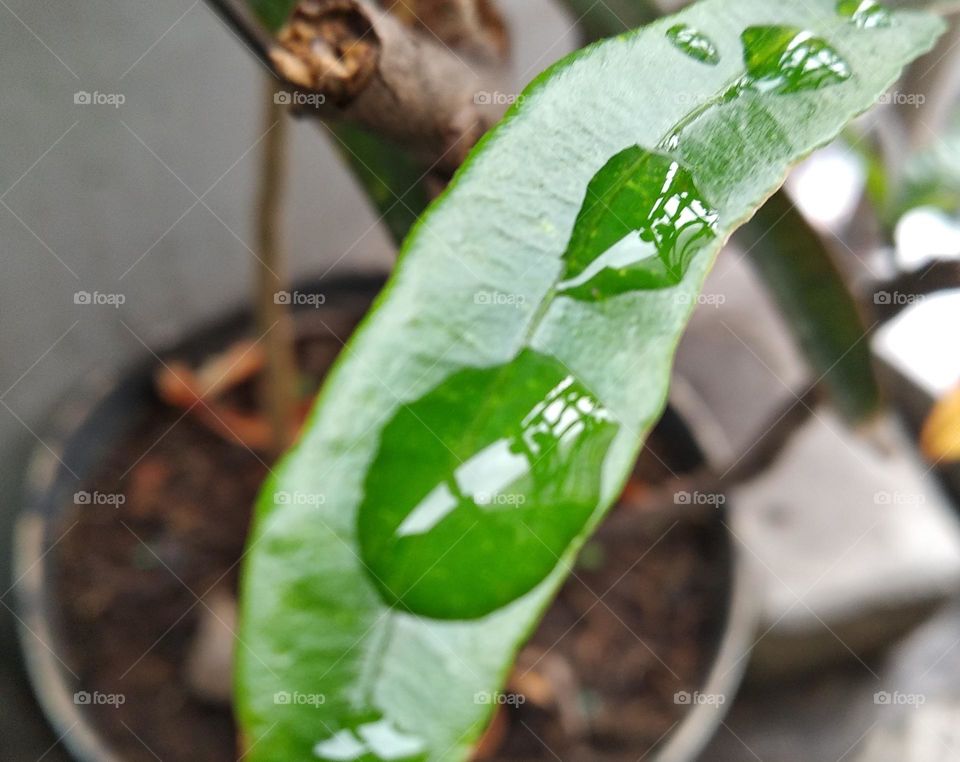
<box><xmin>740</xmin><ymin>25</ymin><xmax>852</xmax><ymax>95</ymax></box>
<box><xmin>667</xmin><ymin>23</ymin><xmax>721</xmax><ymax>65</ymax></box>
<box><xmin>558</xmin><ymin>146</ymin><xmax>719</xmax><ymax>301</ymax></box>
<box><xmin>358</xmin><ymin>350</ymin><xmax>619</xmax><ymax>620</ymax></box>
<box><xmin>837</xmin><ymin>0</ymin><xmax>893</xmax><ymax>28</ymax></box>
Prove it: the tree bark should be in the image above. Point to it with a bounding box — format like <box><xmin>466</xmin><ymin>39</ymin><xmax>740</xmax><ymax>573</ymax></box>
<box><xmin>383</xmin><ymin>0</ymin><xmax>508</xmax><ymax>62</ymax></box>
<box><xmin>209</xmin><ymin>0</ymin><xmax>509</xmax><ymax>175</ymax></box>
<box><xmin>272</xmin><ymin>0</ymin><xmax>507</xmax><ymax>173</ymax></box>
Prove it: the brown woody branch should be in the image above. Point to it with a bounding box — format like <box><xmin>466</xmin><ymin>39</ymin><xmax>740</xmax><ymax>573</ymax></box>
<box><xmin>273</xmin><ymin>0</ymin><xmax>508</xmax><ymax>173</ymax></box>
<box><xmin>210</xmin><ymin>0</ymin><xmax>510</xmax><ymax>175</ymax></box>
<box><xmin>382</xmin><ymin>0</ymin><xmax>508</xmax><ymax>63</ymax></box>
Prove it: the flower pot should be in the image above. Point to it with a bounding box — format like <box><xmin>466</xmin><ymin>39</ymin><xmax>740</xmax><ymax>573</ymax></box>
<box><xmin>13</xmin><ymin>275</ymin><xmax>756</xmax><ymax>762</ymax></box>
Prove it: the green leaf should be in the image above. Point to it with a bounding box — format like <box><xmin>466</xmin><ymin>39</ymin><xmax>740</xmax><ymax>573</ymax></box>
<box><xmin>891</xmin><ymin>115</ymin><xmax>960</xmax><ymax>220</ymax></box>
<box><xmin>735</xmin><ymin>190</ymin><xmax>881</xmax><ymax>420</ymax></box>
<box><xmin>327</xmin><ymin>124</ymin><xmax>433</xmax><ymax>245</ymax></box>
<box><xmin>236</xmin><ymin>2</ymin><xmax>942</xmax><ymax>760</ymax></box>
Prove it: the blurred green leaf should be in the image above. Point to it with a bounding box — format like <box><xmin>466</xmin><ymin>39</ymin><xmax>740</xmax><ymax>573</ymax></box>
<box><xmin>562</xmin><ymin>0</ymin><xmax>660</xmax><ymax>40</ymax></box>
<box><xmin>328</xmin><ymin>125</ymin><xmax>432</xmax><ymax>244</ymax></box>
<box><xmin>735</xmin><ymin>190</ymin><xmax>881</xmax><ymax>420</ymax></box>
<box><xmin>896</xmin><ymin>118</ymin><xmax>960</xmax><ymax>218</ymax></box>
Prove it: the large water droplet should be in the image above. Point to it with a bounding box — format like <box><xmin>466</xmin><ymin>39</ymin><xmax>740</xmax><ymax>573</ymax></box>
<box><xmin>358</xmin><ymin>350</ymin><xmax>619</xmax><ymax>620</ymax></box>
<box><xmin>557</xmin><ymin>146</ymin><xmax>719</xmax><ymax>301</ymax></box>
<box><xmin>740</xmin><ymin>26</ymin><xmax>852</xmax><ymax>95</ymax></box>
<box><xmin>313</xmin><ymin>717</ymin><xmax>427</xmax><ymax>761</ymax></box>
<box><xmin>837</xmin><ymin>0</ymin><xmax>893</xmax><ymax>28</ymax></box>
<box><xmin>667</xmin><ymin>23</ymin><xmax>721</xmax><ymax>65</ymax></box>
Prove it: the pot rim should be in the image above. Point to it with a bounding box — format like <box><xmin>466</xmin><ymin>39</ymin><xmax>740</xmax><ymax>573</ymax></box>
<box><xmin>12</xmin><ymin>276</ymin><xmax>757</xmax><ymax>762</ymax></box>
<box><xmin>654</xmin><ymin>377</ymin><xmax>759</xmax><ymax>762</ymax></box>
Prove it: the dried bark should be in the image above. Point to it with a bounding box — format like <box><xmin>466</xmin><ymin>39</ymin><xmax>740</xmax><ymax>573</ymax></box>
<box><xmin>207</xmin><ymin>0</ymin><xmax>511</xmax><ymax>172</ymax></box>
<box><xmin>269</xmin><ymin>0</ymin><xmax>508</xmax><ymax>173</ymax></box>
<box><xmin>383</xmin><ymin>0</ymin><xmax>509</xmax><ymax>62</ymax></box>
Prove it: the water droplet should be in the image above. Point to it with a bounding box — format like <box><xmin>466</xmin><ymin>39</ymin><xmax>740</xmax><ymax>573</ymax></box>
<box><xmin>557</xmin><ymin>146</ymin><xmax>719</xmax><ymax>301</ymax></box>
<box><xmin>837</xmin><ymin>0</ymin><xmax>893</xmax><ymax>28</ymax></box>
<box><xmin>740</xmin><ymin>25</ymin><xmax>852</xmax><ymax>95</ymax></box>
<box><xmin>313</xmin><ymin>717</ymin><xmax>427</xmax><ymax>761</ymax></box>
<box><xmin>358</xmin><ymin>350</ymin><xmax>619</xmax><ymax>620</ymax></box>
<box><xmin>667</xmin><ymin>23</ymin><xmax>721</xmax><ymax>65</ymax></box>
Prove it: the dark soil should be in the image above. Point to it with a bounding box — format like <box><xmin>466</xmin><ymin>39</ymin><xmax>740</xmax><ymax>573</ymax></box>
<box><xmin>52</xmin><ymin>306</ymin><xmax>729</xmax><ymax>762</ymax></box>
<box><xmin>486</xmin><ymin>507</ymin><xmax>729</xmax><ymax>761</ymax></box>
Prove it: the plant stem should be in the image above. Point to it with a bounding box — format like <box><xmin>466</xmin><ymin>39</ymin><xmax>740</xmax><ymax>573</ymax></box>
<box><xmin>256</xmin><ymin>78</ymin><xmax>300</xmax><ymax>454</ymax></box>
<box><xmin>325</xmin><ymin>123</ymin><xmax>432</xmax><ymax>245</ymax></box>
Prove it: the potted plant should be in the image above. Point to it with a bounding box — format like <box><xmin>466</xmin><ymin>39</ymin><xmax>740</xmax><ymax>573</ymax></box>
<box><xmin>10</xmin><ymin>0</ymin><xmax>951</xmax><ymax>760</ymax></box>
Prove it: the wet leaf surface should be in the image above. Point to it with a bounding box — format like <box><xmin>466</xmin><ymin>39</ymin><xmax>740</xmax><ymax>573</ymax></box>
<box><xmin>235</xmin><ymin>2</ymin><xmax>942</xmax><ymax>760</ymax></box>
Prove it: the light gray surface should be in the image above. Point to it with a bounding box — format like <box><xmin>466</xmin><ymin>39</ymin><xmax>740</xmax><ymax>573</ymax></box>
<box><xmin>0</xmin><ymin>1</ymin><xmax>386</xmax><ymax>452</ymax></box>
<box><xmin>734</xmin><ymin>411</ymin><xmax>960</xmax><ymax>632</ymax></box>
<box><xmin>675</xmin><ymin>246</ymin><xmax>809</xmax><ymax>455</ymax></box>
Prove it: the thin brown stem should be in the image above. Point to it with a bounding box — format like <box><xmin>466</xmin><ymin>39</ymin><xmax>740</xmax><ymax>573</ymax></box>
<box><xmin>256</xmin><ymin>78</ymin><xmax>300</xmax><ymax>454</ymax></box>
